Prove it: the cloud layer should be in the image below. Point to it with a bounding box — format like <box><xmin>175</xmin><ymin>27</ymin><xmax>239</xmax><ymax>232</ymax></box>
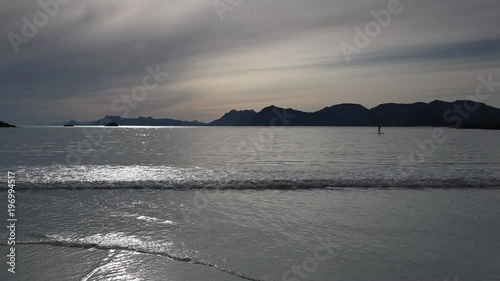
<box><xmin>1</xmin><ymin>0</ymin><xmax>500</xmax><ymax>124</ymax></box>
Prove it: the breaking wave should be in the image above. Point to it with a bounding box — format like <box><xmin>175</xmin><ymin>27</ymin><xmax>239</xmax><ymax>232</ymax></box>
<box><xmin>3</xmin><ymin>165</ymin><xmax>500</xmax><ymax>190</ymax></box>
<box><xmin>13</xmin><ymin>233</ymin><xmax>267</xmax><ymax>281</ymax></box>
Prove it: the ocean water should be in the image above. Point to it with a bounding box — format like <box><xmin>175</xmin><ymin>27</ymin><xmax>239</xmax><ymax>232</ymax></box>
<box><xmin>0</xmin><ymin>126</ymin><xmax>499</xmax><ymax>281</ymax></box>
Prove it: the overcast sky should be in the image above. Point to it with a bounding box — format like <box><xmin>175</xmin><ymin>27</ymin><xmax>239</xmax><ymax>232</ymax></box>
<box><xmin>1</xmin><ymin>0</ymin><xmax>500</xmax><ymax>124</ymax></box>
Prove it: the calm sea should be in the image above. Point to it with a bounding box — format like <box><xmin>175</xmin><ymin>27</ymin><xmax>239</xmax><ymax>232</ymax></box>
<box><xmin>0</xmin><ymin>126</ymin><xmax>499</xmax><ymax>281</ymax></box>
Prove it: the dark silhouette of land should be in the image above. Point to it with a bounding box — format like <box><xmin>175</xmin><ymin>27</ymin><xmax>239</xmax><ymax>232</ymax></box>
<box><xmin>62</xmin><ymin>115</ymin><xmax>205</xmax><ymax>127</ymax></box>
<box><xmin>55</xmin><ymin>100</ymin><xmax>500</xmax><ymax>129</ymax></box>
<box><xmin>104</xmin><ymin>122</ymin><xmax>119</xmax><ymax>127</ymax></box>
<box><xmin>458</xmin><ymin>120</ymin><xmax>500</xmax><ymax>130</ymax></box>
<box><xmin>211</xmin><ymin>100</ymin><xmax>500</xmax><ymax>128</ymax></box>
<box><xmin>210</xmin><ymin>110</ymin><xmax>257</xmax><ymax>126</ymax></box>
<box><xmin>0</xmin><ymin>121</ymin><xmax>16</xmax><ymax>128</ymax></box>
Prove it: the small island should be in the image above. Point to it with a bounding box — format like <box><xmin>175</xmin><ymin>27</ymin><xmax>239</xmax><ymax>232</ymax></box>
<box><xmin>0</xmin><ymin>121</ymin><xmax>16</xmax><ymax>128</ymax></box>
<box><xmin>105</xmin><ymin>122</ymin><xmax>119</xmax><ymax>127</ymax></box>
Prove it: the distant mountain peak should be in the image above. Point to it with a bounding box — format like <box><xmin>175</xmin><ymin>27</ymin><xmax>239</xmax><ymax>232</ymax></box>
<box><xmin>214</xmin><ymin>100</ymin><xmax>500</xmax><ymax>127</ymax></box>
<box><xmin>209</xmin><ymin>109</ymin><xmax>257</xmax><ymax>126</ymax></box>
<box><xmin>56</xmin><ymin>100</ymin><xmax>500</xmax><ymax>128</ymax></box>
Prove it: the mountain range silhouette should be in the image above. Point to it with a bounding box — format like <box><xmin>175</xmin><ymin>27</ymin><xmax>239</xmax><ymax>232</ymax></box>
<box><xmin>55</xmin><ymin>100</ymin><xmax>500</xmax><ymax>129</ymax></box>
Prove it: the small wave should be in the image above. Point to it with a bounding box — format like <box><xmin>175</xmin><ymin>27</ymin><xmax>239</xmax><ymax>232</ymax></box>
<box><xmin>12</xmin><ymin>233</ymin><xmax>267</xmax><ymax>281</ymax></box>
<box><xmin>136</xmin><ymin>215</ymin><xmax>175</xmax><ymax>224</ymax></box>
<box><xmin>3</xmin><ymin>178</ymin><xmax>500</xmax><ymax>190</ymax></box>
<box><xmin>81</xmin><ymin>249</ymin><xmax>121</xmax><ymax>281</ymax></box>
<box><xmin>3</xmin><ymin>165</ymin><xmax>500</xmax><ymax>190</ymax></box>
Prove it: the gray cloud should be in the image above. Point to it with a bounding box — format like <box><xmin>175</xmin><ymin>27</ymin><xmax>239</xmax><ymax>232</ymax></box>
<box><xmin>1</xmin><ymin>0</ymin><xmax>500</xmax><ymax>124</ymax></box>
